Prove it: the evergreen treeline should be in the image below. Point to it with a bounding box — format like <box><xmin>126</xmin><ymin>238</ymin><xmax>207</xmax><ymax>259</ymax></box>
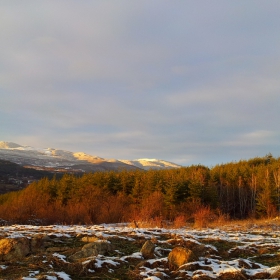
<box><xmin>0</xmin><ymin>155</ymin><xmax>279</xmax><ymax>225</ymax></box>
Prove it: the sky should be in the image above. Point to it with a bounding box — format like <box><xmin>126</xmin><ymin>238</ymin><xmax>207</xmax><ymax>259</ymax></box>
<box><xmin>1</xmin><ymin>1</ymin><xmax>280</xmax><ymax>167</ymax></box>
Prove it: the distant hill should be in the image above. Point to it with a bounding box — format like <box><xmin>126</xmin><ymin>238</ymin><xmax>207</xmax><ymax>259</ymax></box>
<box><xmin>0</xmin><ymin>159</ymin><xmax>58</xmax><ymax>194</ymax></box>
<box><xmin>119</xmin><ymin>158</ymin><xmax>181</xmax><ymax>170</ymax></box>
<box><xmin>0</xmin><ymin>141</ymin><xmax>181</xmax><ymax>172</ymax></box>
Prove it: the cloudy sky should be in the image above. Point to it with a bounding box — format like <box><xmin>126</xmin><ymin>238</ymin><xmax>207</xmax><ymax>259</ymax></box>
<box><xmin>1</xmin><ymin>1</ymin><xmax>280</xmax><ymax>167</ymax></box>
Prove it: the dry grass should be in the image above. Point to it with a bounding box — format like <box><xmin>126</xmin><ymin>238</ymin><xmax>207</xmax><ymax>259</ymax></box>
<box><xmin>193</xmin><ymin>206</ymin><xmax>212</xmax><ymax>228</ymax></box>
<box><xmin>173</xmin><ymin>215</ymin><xmax>187</xmax><ymax>228</ymax></box>
<box><xmin>129</xmin><ymin>215</ymin><xmax>280</xmax><ymax>232</ymax></box>
<box><xmin>129</xmin><ymin>217</ymin><xmax>173</xmax><ymax>229</ymax></box>
<box><xmin>208</xmin><ymin>216</ymin><xmax>280</xmax><ymax>231</ymax></box>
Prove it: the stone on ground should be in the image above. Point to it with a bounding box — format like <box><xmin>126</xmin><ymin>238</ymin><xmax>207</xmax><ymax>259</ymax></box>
<box><xmin>0</xmin><ymin>238</ymin><xmax>30</xmax><ymax>261</ymax></box>
<box><xmin>81</xmin><ymin>236</ymin><xmax>98</xmax><ymax>243</ymax></box>
<box><xmin>140</xmin><ymin>240</ymin><xmax>155</xmax><ymax>259</ymax></box>
<box><xmin>168</xmin><ymin>246</ymin><xmax>196</xmax><ymax>269</ymax></box>
<box><xmin>70</xmin><ymin>240</ymin><xmax>113</xmax><ymax>261</ymax></box>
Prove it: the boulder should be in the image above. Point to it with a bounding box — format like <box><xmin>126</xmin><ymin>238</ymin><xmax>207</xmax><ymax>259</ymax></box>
<box><xmin>0</xmin><ymin>238</ymin><xmax>30</xmax><ymax>261</ymax></box>
<box><xmin>70</xmin><ymin>240</ymin><xmax>112</xmax><ymax>261</ymax></box>
<box><xmin>168</xmin><ymin>246</ymin><xmax>197</xmax><ymax>270</ymax></box>
<box><xmin>140</xmin><ymin>240</ymin><xmax>155</xmax><ymax>259</ymax></box>
<box><xmin>30</xmin><ymin>234</ymin><xmax>50</xmax><ymax>252</ymax></box>
<box><xmin>218</xmin><ymin>271</ymin><xmax>247</xmax><ymax>280</ymax></box>
<box><xmin>81</xmin><ymin>236</ymin><xmax>98</xmax><ymax>243</ymax></box>
<box><xmin>249</xmin><ymin>271</ymin><xmax>270</xmax><ymax>279</ymax></box>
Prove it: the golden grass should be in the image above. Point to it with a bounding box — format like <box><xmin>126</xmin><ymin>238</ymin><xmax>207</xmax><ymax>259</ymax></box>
<box><xmin>209</xmin><ymin>216</ymin><xmax>280</xmax><ymax>231</ymax></box>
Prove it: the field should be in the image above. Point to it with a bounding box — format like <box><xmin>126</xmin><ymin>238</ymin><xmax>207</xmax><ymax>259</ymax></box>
<box><xmin>1</xmin><ymin>220</ymin><xmax>280</xmax><ymax>280</ymax></box>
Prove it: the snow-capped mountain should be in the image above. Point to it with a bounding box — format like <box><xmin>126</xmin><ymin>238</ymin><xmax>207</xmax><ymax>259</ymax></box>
<box><xmin>0</xmin><ymin>142</ymin><xmax>22</xmax><ymax>149</ymax></box>
<box><xmin>0</xmin><ymin>141</ymin><xmax>181</xmax><ymax>172</ymax></box>
<box><xmin>119</xmin><ymin>158</ymin><xmax>181</xmax><ymax>170</ymax></box>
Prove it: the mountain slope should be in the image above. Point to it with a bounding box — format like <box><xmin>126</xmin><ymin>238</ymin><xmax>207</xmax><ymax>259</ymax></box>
<box><xmin>120</xmin><ymin>158</ymin><xmax>181</xmax><ymax>170</ymax></box>
<box><xmin>0</xmin><ymin>141</ymin><xmax>181</xmax><ymax>172</ymax></box>
<box><xmin>0</xmin><ymin>142</ymin><xmax>22</xmax><ymax>149</ymax></box>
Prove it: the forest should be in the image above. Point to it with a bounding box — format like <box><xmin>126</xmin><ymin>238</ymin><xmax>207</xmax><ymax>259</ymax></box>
<box><xmin>0</xmin><ymin>154</ymin><xmax>279</xmax><ymax>225</ymax></box>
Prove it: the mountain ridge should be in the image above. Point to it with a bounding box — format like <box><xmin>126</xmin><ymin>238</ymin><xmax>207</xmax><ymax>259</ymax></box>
<box><xmin>0</xmin><ymin>141</ymin><xmax>181</xmax><ymax>171</ymax></box>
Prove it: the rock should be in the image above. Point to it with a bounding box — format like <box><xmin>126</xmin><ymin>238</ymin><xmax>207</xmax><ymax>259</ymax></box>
<box><xmin>171</xmin><ymin>270</ymin><xmax>192</xmax><ymax>279</ymax></box>
<box><xmin>140</xmin><ymin>240</ymin><xmax>155</xmax><ymax>259</ymax></box>
<box><xmin>184</xmin><ymin>239</ymin><xmax>201</xmax><ymax>249</ymax></box>
<box><xmin>0</xmin><ymin>238</ymin><xmax>30</xmax><ymax>261</ymax></box>
<box><xmin>180</xmin><ymin>262</ymin><xmax>202</xmax><ymax>271</ymax></box>
<box><xmin>180</xmin><ymin>262</ymin><xmax>213</xmax><ymax>272</ymax></box>
<box><xmin>194</xmin><ymin>244</ymin><xmax>215</xmax><ymax>257</ymax></box>
<box><xmin>81</xmin><ymin>236</ymin><xmax>98</xmax><ymax>243</ymax></box>
<box><xmin>250</xmin><ymin>271</ymin><xmax>270</xmax><ymax>279</ymax></box>
<box><xmin>153</xmin><ymin>271</ymin><xmax>165</xmax><ymax>279</ymax></box>
<box><xmin>30</xmin><ymin>234</ymin><xmax>50</xmax><ymax>252</ymax></box>
<box><xmin>168</xmin><ymin>246</ymin><xmax>197</xmax><ymax>270</ymax></box>
<box><xmin>46</xmin><ymin>246</ymin><xmax>71</xmax><ymax>252</ymax></box>
<box><xmin>166</xmin><ymin>238</ymin><xmax>184</xmax><ymax>246</ymax></box>
<box><xmin>192</xmin><ymin>273</ymin><xmax>214</xmax><ymax>280</ymax></box>
<box><xmin>237</xmin><ymin>259</ymin><xmax>252</xmax><ymax>269</ymax></box>
<box><xmin>137</xmin><ymin>258</ymin><xmax>167</xmax><ymax>269</ymax></box>
<box><xmin>218</xmin><ymin>271</ymin><xmax>246</xmax><ymax>280</ymax></box>
<box><xmin>228</xmin><ymin>246</ymin><xmax>256</xmax><ymax>258</ymax></box>
<box><xmin>69</xmin><ymin>240</ymin><xmax>112</xmax><ymax>261</ymax></box>
<box><xmin>83</xmin><ymin>240</ymin><xmax>112</xmax><ymax>255</ymax></box>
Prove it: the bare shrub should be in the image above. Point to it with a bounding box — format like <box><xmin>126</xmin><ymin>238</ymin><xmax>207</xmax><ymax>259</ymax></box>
<box><xmin>173</xmin><ymin>215</ymin><xmax>187</xmax><ymax>228</ymax></box>
<box><xmin>132</xmin><ymin>216</ymin><xmax>163</xmax><ymax>228</ymax></box>
<box><xmin>193</xmin><ymin>205</ymin><xmax>212</xmax><ymax>228</ymax></box>
<box><xmin>209</xmin><ymin>210</ymin><xmax>230</xmax><ymax>228</ymax></box>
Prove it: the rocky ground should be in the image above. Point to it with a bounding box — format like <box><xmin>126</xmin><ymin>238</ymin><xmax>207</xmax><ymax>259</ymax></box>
<box><xmin>1</xmin><ymin>222</ymin><xmax>280</xmax><ymax>279</ymax></box>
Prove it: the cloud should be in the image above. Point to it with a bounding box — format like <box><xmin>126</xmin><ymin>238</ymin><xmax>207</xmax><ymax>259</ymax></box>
<box><xmin>1</xmin><ymin>1</ymin><xmax>280</xmax><ymax>166</ymax></box>
<box><xmin>224</xmin><ymin>130</ymin><xmax>278</xmax><ymax>147</ymax></box>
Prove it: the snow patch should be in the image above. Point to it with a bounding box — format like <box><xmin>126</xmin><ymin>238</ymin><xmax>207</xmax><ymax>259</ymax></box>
<box><xmin>55</xmin><ymin>271</ymin><xmax>71</xmax><ymax>280</ymax></box>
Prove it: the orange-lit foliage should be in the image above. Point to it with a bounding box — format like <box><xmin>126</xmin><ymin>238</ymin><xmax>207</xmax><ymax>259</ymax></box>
<box><xmin>1</xmin><ymin>155</ymin><xmax>280</xmax><ymax>225</ymax></box>
<box><xmin>193</xmin><ymin>205</ymin><xmax>213</xmax><ymax>228</ymax></box>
